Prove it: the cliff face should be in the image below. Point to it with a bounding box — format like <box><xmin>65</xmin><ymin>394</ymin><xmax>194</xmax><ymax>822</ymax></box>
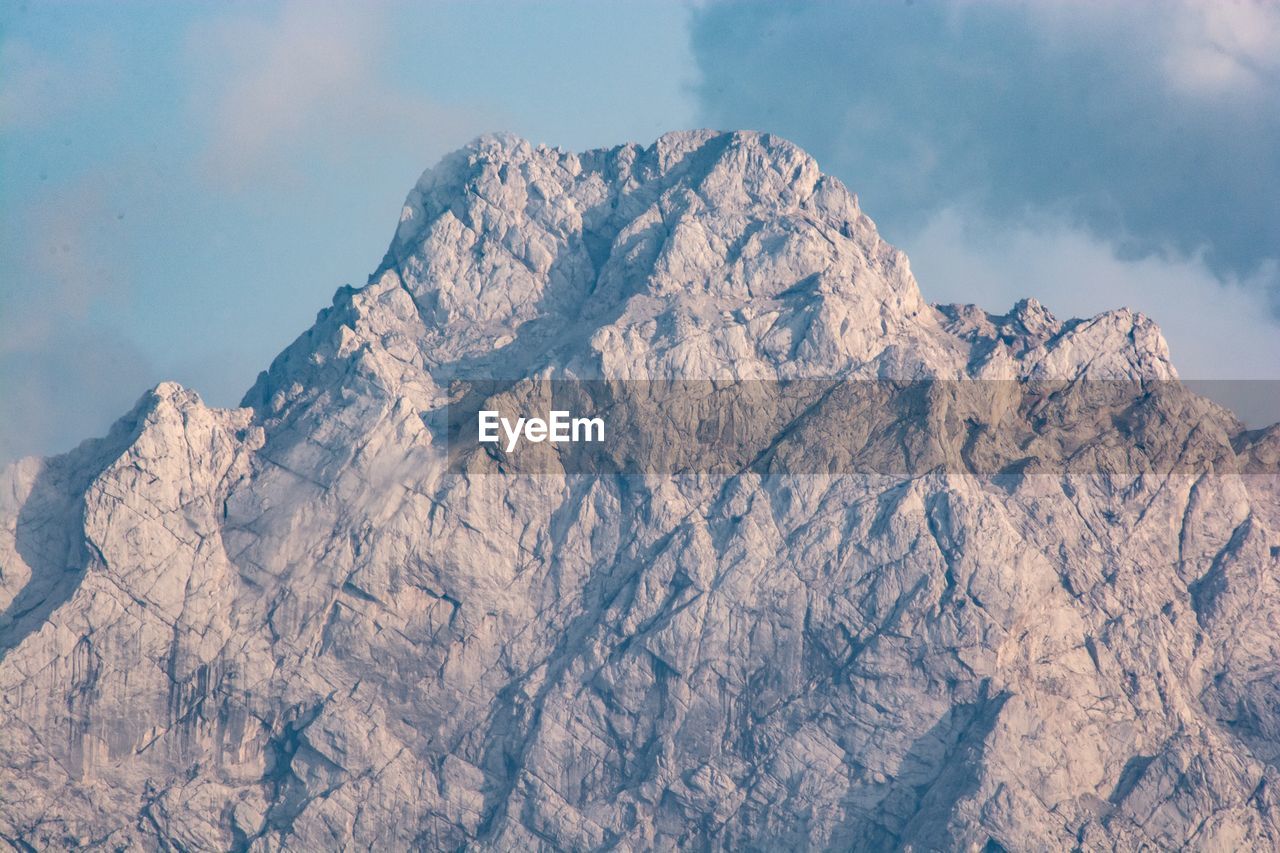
<box><xmin>2</xmin><ymin>131</ymin><xmax>1279</xmax><ymax>850</ymax></box>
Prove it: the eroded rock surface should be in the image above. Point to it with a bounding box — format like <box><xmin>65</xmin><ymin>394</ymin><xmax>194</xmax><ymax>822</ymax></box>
<box><xmin>2</xmin><ymin>131</ymin><xmax>1278</xmax><ymax>850</ymax></box>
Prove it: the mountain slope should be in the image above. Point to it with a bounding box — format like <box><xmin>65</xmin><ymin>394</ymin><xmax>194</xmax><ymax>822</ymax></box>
<box><xmin>2</xmin><ymin>131</ymin><xmax>1279</xmax><ymax>850</ymax></box>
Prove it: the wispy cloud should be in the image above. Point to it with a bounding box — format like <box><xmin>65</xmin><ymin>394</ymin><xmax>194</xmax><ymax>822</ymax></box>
<box><xmin>0</xmin><ymin>177</ymin><xmax>156</xmax><ymax>461</ymax></box>
<box><xmin>0</xmin><ymin>326</ymin><xmax>157</xmax><ymax>463</ymax></box>
<box><xmin>0</xmin><ymin>177</ymin><xmax>133</xmax><ymax>353</ymax></box>
<box><xmin>0</xmin><ymin>35</ymin><xmax>119</xmax><ymax>130</ymax></box>
<box><xmin>1162</xmin><ymin>0</ymin><xmax>1280</xmax><ymax>97</ymax></box>
<box><xmin>186</xmin><ymin>0</ymin><xmax>488</xmax><ymax>188</ymax></box>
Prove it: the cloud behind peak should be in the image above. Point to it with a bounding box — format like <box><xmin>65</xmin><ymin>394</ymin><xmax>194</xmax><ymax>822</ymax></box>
<box><xmin>690</xmin><ymin>0</ymin><xmax>1280</xmax><ymax>303</ymax></box>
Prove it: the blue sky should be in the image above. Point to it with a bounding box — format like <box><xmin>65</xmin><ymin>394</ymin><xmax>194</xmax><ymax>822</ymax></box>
<box><xmin>2</xmin><ymin>0</ymin><xmax>1278</xmax><ymax>461</ymax></box>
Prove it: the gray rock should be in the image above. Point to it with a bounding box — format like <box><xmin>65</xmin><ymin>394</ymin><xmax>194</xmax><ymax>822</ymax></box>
<box><xmin>2</xmin><ymin>131</ymin><xmax>1278</xmax><ymax>850</ymax></box>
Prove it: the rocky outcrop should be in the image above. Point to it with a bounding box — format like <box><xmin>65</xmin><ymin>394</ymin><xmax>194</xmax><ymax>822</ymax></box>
<box><xmin>1</xmin><ymin>131</ymin><xmax>1277</xmax><ymax>850</ymax></box>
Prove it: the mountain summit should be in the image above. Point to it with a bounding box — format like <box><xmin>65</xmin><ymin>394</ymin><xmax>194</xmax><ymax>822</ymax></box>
<box><xmin>2</xmin><ymin>131</ymin><xmax>1278</xmax><ymax>850</ymax></box>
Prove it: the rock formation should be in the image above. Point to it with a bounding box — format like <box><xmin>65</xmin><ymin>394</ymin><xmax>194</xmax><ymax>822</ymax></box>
<box><xmin>2</xmin><ymin>131</ymin><xmax>1278</xmax><ymax>850</ymax></box>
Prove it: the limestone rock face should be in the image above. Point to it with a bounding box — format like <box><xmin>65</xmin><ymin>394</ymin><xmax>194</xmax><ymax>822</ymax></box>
<box><xmin>2</xmin><ymin>131</ymin><xmax>1278</xmax><ymax>850</ymax></box>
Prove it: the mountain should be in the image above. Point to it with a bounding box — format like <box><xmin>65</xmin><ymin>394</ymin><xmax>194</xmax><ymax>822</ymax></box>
<box><xmin>2</xmin><ymin>130</ymin><xmax>1279</xmax><ymax>850</ymax></box>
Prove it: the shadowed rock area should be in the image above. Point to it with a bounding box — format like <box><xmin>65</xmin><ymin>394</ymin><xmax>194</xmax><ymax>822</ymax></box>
<box><xmin>2</xmin><ymin>131</ymin><xmax>1279</xmax><ymax>850</ymax></box>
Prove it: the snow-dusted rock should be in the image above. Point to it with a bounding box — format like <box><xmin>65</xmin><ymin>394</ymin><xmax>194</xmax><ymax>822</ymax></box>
<box><xmin>2</xmin><ymin>131</ymin><xmax>1278</xmax><ymax>850</ymax></box>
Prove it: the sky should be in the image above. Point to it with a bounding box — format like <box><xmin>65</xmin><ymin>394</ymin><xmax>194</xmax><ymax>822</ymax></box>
<box><xmin>2</xmin><ymin>0</ymin><xmax>1277</xmax><ymax>462</ymax></box>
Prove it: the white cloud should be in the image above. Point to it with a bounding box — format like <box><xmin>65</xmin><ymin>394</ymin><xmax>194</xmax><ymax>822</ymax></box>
<box><xmin>1001</xmin><ymin>0</ymin><xmax>1280</xmax><ymax>94</ymax></box>
<box><xmin>1164</xmin><ymin>0</ymin><xmax>1280</xmax><ymax>97</ymax></box>
<box><xmin>186</xmin><ymin>0</ymin><xmax>490</xmax><ymax>187</ymax></box>
<box><xmin>902</xmin><ymin>207</ymin><xmax>1280</xmax><ymax>387</ymax></box>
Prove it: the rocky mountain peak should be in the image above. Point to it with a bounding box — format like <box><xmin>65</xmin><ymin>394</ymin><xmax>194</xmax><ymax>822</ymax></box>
<box><xmin>1</xmin><ymin>132</ymin><xmax>1275</xmax><ymax>851</ymax></box>
<box><xmin>246</xmin><ymin>131</ymin><xmax>1174</xmax><ymax>432</ymax></box>
<box><xmin>378</xmin><ymin>129</ymin><xmax>905</xmax><ymax>358</ymax></box>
